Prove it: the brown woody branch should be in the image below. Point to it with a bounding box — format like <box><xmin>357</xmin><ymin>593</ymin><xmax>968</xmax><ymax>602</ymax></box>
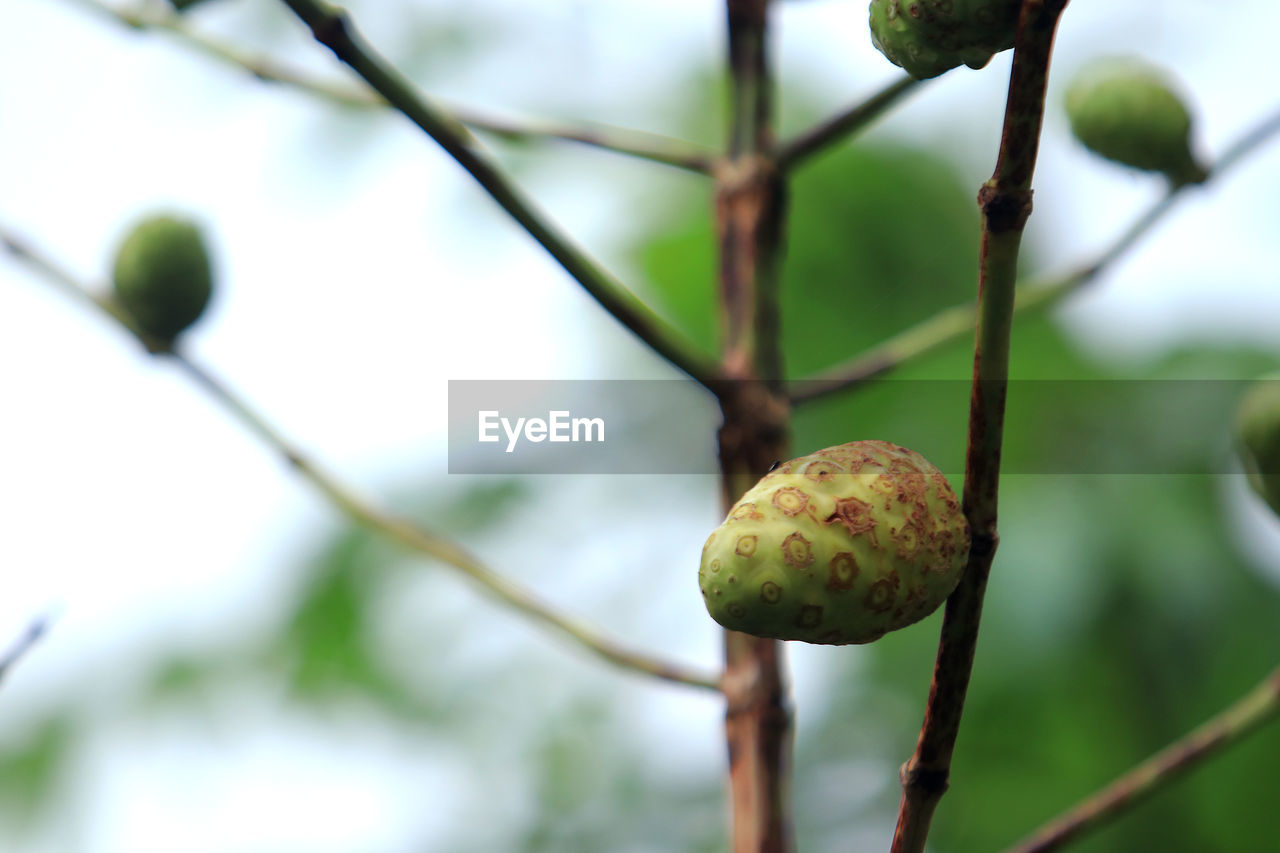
<box><xmin>716</xmin><ymin>1</ymin><xmax>796</xmax><ymax>851</ymax></box>
<box><xmin>890</xmin><ymin>3</ymin><xmax>1070</xmax><ymax>852</ymax></box>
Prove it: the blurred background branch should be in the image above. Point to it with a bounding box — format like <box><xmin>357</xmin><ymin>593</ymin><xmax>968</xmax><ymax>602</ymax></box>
<box><xmin>1006</xmin><ymin>665</ymin><xmax>1280</xmax><ymax>853</ymax></box>
<box><xmin>68</xmin><ymin>0</ymin><xmax>717</xmax><ymax>171</ymax></box>
<box><xmin>0</xmin><ymin>617</ymin><xmax>52</xmax><ymax>688</ymax></box>
<box><xmin>776</xmin><ymin>75</ymin><xmax>921</xmax><ymax>172</ymax></box>
<box><xmin>790</xmin><ymin>103</ymin><xmax>1280</xmax><ymax>406</ymax></box>
<box><xmin>0</xmin><ymin>223</ymin><xmax>721</xmax><ymax>693</ymax></box>
<box><xmin>274</xmin><ymin>0</ymin><xmax>721</xmax><ymax>389</ymax></box>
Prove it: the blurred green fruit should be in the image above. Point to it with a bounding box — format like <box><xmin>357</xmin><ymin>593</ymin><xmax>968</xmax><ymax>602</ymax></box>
<box><xmin>699</xmin><ymin>440</ymin><xmax>969</xmax><ymax>644</ymax></box>
<box><xmin>869</xmin><ymin>0</ymin><xmax>1022</xmax><ymax>80</ymax></box>
<box><xmin>1065</xmin><ymin>57</ymin><xmax>1208</xmax><ymax>186</ymax></box>
<box><xmin>1235</xmin><ymin>376</ymin><xmax>1280</xmax><ymax>517</ymax></box>
<box><xmin>111</xmin><ymin>214</ymin><xmax>214</xmax><ymax>345</ymax></box>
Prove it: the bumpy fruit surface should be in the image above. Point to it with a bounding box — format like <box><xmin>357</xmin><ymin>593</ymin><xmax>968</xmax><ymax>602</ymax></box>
<box><xmin>112</xmin><ymin>215</ymin><xmax>213</xmax><ymax>344</ymax></box>
<box><xmin>869</xmin><ymin>0</ymin><xmax>1021</xmax><ymax>80</ymax></box>
<box><xmin>699</xmin><ymin>440</ymin><xmax>969</xmax><ymax>645</ymax></box>
<box><xmin>1235</xmin><ymin>376</ymin><xmax>1280</xmax><ymax>517</ymax></box>
<box><xmin>1065</xmin><ymin>58</ymin><xmax>1208</xmax><ymax>186</ymax></box>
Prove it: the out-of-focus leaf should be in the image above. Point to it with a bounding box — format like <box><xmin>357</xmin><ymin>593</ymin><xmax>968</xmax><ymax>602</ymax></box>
<box><xmin>0</xmin><ymin>716</ymin><xmax>72</xmax><ymax>828</ymax></box>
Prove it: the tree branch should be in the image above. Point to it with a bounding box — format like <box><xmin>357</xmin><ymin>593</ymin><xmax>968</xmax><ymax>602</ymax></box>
<box><xmin>789</xmin><ymin>101</ymin><xmax>1280</xmax><ymax>407</ymax></box>
<box><xmin>69</xmin><ymin>0</ymin><xmax>716</xmax><ymax>172</ymax></box>
<box><xmin>0</xmin><ymin>616</ymin><xmax>53</xmax><ymax>687</ymax></box>
<box><xmin>1005</xmin><ymin>666</ymin><xmax>1280</xmax><ymax>853</ymax></box>
<box><xmin>263</xmin><ymin>0</ymin><xmax>723</xmax><ymax>387</ymax></box>
<box><xmin>776</xmin><ymin>75</ymin><xmax>922</xmax><ymax>172</ymax></box>
<box><xmin>1</xmin><ymin>224</ymin><xmax>722</xmax><ymax>693</ymax></box>
<box><xmin>715</xmin><ymin>1</ymin><xmax>796</xmax><ymax>851</ymax></box>
<box><xmin>890</xmin><ymin>4</ymin><xmax>1069</xmax><ymax>852</ymax></box>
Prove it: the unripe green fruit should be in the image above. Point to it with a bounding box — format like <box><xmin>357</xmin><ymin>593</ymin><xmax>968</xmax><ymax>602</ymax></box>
<box><xmin>112</xmin><ymin>215</ymin><xmax>214</xmax><ymax>344</ymax></box>
<box><xmin>699</xmin><ymin>440</ymin><xmax>969</xmax><ymax>645</ymax></box>
<box><xmin>1235</xmin><ymin>375</ymin><xmax>1280</xmax><ymax>517</ymax></box>
<box><xmin>869</xmin><ymin>0</ymin><xmax>1021</xmax><ymax>80</ymax></box>
<box><xmin>1065</xmin><ymin>58</ymin><xmax>1208</xmax><ymax>186</ymax></box>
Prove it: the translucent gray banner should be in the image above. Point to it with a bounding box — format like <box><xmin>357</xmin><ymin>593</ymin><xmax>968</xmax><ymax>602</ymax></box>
<box><xmin>447</xmin><ymin>379</ymin><xmax>1276</xmax><ymax>476</ymax></box>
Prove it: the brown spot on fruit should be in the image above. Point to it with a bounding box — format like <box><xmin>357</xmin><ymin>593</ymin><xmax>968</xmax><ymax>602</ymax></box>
<box><xmin>729</xmin><ymin>502</ymin><xmax>763</xmax><ymax>521</ymax></box>
<box><xmin>782</xmin><ymin>532</ymin><xmax>814</xmax><ymax>568</ymax></box>
<box><xmin>796</xmin><ymin>604</ymin><xmax>823</xmax><ymax>628</ymax></box>
<box><xmin>771</xmin><ymin>487</ymin><xmax>810</xmax><ymax>517</ymax></box>
<box><xmin>760</xmin><ymin>581</ymin><xmax>783</xmax><ymax>603</ymax></box>
<box><xmin>827</xmin><ymin>552</ymin><xmax>859</xmax><ymax>591</ymax></box>
<box><xmin>735</xmin><ymin>535</ymin><xmax>758</xmax><ymax>557</ymax></box>
<box><xmin>804</xmin><ymin>460</ymin><xmax>840</xmax><ymax>482</ymax></box>
<box><xmin>864</xmin><ymin>574</ymin><xmax>900</xmax><ymax>613</ymax></box>
<box><xmin>826</xmin><ymin>496</ymin><xmax>879</xmax><ymax>543</ymax></box>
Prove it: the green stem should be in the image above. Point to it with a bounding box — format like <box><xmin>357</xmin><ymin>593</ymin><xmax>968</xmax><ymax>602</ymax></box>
<box><xmin>776</xmin><ymin>76</ymin><xmax>922</xmax><ymax>172</ymax></box>
<box><xmin>1005</xmin><ymin>666</ymin><xmax>1280</xmax><ymax>853</ymax></box>
<box><xmin>69</xmin><ymin>0</ymin><xmax>715</xmax><ymax>172</ymax></box>
<box><xmin>890</xmin><ymin>4</ymin><xmax>1069</xmax><ymax>852</ymax></box>
<box><xmin>789</xmin><ymin>102</ymin><xmax>1280</xmax><ymax>406</ymax></box>
<box><xmin>0</xmin><ymin>224</ymin><xmax>721</xmax><ymax>693</ymax></box>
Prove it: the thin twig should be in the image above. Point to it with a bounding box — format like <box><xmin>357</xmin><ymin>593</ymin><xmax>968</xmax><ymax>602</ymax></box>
<box><xmin>0</xmin><ymin>616</ymin><xmax>53</xmax><ymax>686</ymax></box>
<box><xmin>1005</xmin><ymin>666</ymin><xmax>1280</xmax><ymax>853</ymax></box>
<box><xmin>776</xmin><ymin>75</ymin><xmax>922</xmax><ymax>171</ymax></box>
<box><xmin>789</xmin><ymin>102</ymin><xmax>1280</xmax><ymax>407</ymax></box>
<box><xmin>68</xmin><ymin>0</ymin><xmax>716</xmax><ymax>172</ymax></box>
<box><xmin>0</xmin><ymin>225</ymin><xmax>722</xmax><ymax>693</ymax></box>
<box><xmin>272</xmin><ymin>0</ymin><xmax>720</xmax><ymax>389</ymax></box>
<box><xmin>890</xmin><ymin>4</ymin><xmax>1070</xmax><ymax>852</ymax></box>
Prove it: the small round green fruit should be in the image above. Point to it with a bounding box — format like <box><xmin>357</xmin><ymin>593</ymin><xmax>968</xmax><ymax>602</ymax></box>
<box><xmin>1065</xmin><ymin>58</ymin><xmax>1208</xmax><ymax>186</ymax></box>
<box><xmin>698</xmin><ymin>440</ymin><xmax>970</xmax><ymax>645</ymax></box>
<box><xmin>869</xmin><ymin>0</ymin><xmax>1022</xmax><ymax>80</ymax></box>
<box><xmin>1235</xmin><ymin>375</ymin><xmax>1280</xmax><ymax>517</ymax></box>
<box><xmin>112</xmin><ymin>214</ymin><xmax>214</xmax><ymax>345</ymax></box>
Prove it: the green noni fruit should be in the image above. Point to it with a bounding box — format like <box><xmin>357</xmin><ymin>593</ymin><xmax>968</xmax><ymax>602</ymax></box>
<box><xmin>869</xmin><ymin>0</ymin><xmax>1022</xmax><ymax>80</ymax></box>
<box><xmin>699</xmin><ymin>440</ymin><xmax>970</xmax><ymax>645</ymax></box>
<box><xmin>1235</xmin><ymin>376</ymin><xmax>1280</xmax><ymax>517</ymax></box>
<box><xmin>112</xmin><ymin>214</ymin><xmax>214</xmax><ymax>345</ymax></box>
<box><xmin>1065</xmin><ymin>58</ymin><xmax>1208</xmax><ymax>186</ymax></box>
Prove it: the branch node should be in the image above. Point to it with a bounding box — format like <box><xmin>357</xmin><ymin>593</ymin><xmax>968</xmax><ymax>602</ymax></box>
<box><xmin>978</xmin><ymin>185</ymin><xmax>1033</xmax><ymax>233</ymax></box>
<box><xmin>901</xmin><ymin>762</ymin><xmax>951</xmax><ymax>796</ymax></box>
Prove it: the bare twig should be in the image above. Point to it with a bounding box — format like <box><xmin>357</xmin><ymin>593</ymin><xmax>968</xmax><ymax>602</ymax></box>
<box><xmin>0</xmin><ymin>616</ymin><xmax>52</xmax><ymax>687</ymax></box>
<box><xmin>890</xmin><ymin>4</ymin><xmax>1070</xmax><ymax>852</ymax></box>
<box><xmin>68</xmin><ymin>0</ymin><xmax>716</xmax><ymax>172</ymax></box>
<box><xmin>1005</xmin><ymin>666</ymin><xmax>1280</xmax><ymax>853</ymax></box>
<box><xmin>0</xmin><ymin>225</ymin><xmax>722</xmax><ymax>693</ymax></box>
<box><xmin>272</xmin><ymin>0</ymin><xmax>720</xmax><ymax>389</ymax></box>
<box><xmin>715</xmin><ymin>1</ymin><xmax>796</xmax><ymax>850</ymax></box>
<box><xmin>776</xmin><ymin>75</ymin><xmax>922</xmax><ymax>171</ymax></box>
<box><xmin>789</xmin><ymin>103</ymin><xmax>1280</xmax><ymax>407</ymax></box>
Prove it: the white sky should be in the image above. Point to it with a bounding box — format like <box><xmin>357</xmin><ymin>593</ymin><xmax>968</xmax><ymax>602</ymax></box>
<box><xmin>3</xmin><ymin>1</ymin><xmax>1280</xmax><ymax>850</ymax></box>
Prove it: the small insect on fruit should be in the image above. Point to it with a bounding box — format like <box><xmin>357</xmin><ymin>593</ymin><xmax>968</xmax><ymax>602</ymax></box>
<box><xmin>699</xmin><ymin>440</ymin><xmax>970</xmax><ymax>645</ymax></box>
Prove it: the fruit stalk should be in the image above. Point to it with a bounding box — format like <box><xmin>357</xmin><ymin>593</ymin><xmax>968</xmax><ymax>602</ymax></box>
<box><xmin>890</xmin><ymin>3</ymin><xmax>1068</xmax><ymax>852</ymax></box>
